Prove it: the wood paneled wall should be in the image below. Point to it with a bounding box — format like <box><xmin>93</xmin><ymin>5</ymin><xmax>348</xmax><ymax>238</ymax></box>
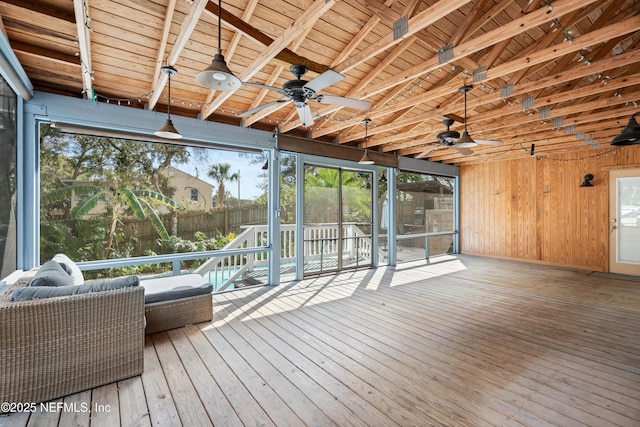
<box><xmin>460</xmin><ymin>145</ymin><xmax>640</xmax><ymax>271</ymax></box>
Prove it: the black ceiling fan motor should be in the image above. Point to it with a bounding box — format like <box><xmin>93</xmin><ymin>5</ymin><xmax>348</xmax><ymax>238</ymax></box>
<box><xmin>437</xmin><ymin>118</ymin><xmax>460</xmax><ymax>143</ymax></box>
<box><xmin>283</xmin><ymin>64</ymin><xmax>315</xmax><ymax>103</ymax></box>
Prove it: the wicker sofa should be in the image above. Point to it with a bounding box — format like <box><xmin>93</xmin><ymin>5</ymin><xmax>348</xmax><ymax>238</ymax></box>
<box><xmin>0</xmin><ymin>272</ymin><xmax>145</xmax><ymax>405</ymax></box>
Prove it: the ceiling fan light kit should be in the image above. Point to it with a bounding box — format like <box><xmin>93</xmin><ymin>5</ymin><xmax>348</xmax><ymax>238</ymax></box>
<box><xmin>155</xmin><ymin>66</ymin><xmax>182</xmax><ymax>139</ymax></box>
<box><xmin>196</xmin><ymin>53</ymin><xmax>241</xmax><ymax>91</ymax></box>
<box><xmin>611</xmin><ymin>112</ymin><xmax>640</xmax><ymax>145</ymax></box>
<box><xmin>196</xmin><ymin>0</ymin><xmax>241</xmax><ymax>91</ymax></box>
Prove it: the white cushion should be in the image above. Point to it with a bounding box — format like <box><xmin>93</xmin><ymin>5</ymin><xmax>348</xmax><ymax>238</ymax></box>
<box><xmin>52</xmin><ymin>253</ymin><xmax>85</xmax><ymax>285</ymax></box>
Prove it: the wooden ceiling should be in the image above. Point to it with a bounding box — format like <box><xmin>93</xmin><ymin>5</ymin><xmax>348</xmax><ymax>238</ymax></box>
<box><xmin>2</xmin><ymin>0</ymin><xmax>639</xmax><ymax>165</ymax></box>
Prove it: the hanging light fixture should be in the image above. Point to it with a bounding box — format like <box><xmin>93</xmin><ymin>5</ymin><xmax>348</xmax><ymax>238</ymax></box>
<box><xmin>456</xmin><ymin>85</ymin><xmax>478</xmax><ymax>148</ymax></box>
<box><xmin>611</xmin><ymin>112</ymin><xmax>640</xmax><ymax>145</ymax></box>
<box><xmin>196</xmin><ymin>0</ymin><xmax>241</xmax><ymax>91</ymax></box>
<box><xmin>155</xmin><ymin>66</ymin><xmax>182</xmax><ymax>139</ymax></box>
<box><xmin>359</xmin><ymin>118</ymin><xmax>375</xmax><ymax>165</ymax></box>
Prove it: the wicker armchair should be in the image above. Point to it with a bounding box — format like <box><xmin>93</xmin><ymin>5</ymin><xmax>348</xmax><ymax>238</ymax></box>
<box><xmin>0</xmin><ymin>276</ymin><xmax>145</xmax><ymax>405</ymax></box>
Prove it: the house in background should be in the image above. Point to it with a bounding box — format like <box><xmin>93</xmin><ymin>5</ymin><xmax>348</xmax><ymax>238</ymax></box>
<box><xmin>164</xmin><ymin>166</ymin><xmax>213</xmax><ymax>211</ymax></box>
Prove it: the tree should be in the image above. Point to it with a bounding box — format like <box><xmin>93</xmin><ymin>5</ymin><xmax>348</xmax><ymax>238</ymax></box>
<box><xmin>207</xmin><ymin>162</ymin><xmax>239</xmax><ymax>208</ymax></box>
<box><xmin>42</xmin><ymin>184</ymin><xmax>181</xmax><ymax>258</ymax></box>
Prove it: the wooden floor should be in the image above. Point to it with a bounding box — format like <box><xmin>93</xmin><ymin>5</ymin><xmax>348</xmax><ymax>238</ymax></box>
<box><xmin>2</xmin><ymin>255</ymin><xmax>640</xmax><ymax>427</ymax></box>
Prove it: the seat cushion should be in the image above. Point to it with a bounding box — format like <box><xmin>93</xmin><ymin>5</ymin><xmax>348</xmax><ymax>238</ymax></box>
<box><xmin>140</xmin><ymin>274</ymin><xmax>212</xmax><ymax>304</ymax></box>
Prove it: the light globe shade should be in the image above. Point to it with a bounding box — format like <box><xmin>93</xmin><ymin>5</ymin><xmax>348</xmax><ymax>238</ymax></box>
<box><xmin>196</xmin><ymin>53</ymin><xmax>241</xmax><ymax>91</ymax></box>
<box><xmin>154</xmin><ymin>118</ymin><xmax>182</xmax><ymax>139</ymax></box>
<box><xmin>455</xmin><ymin>130</ymin><xmax>478</xmax><ymax>148</ymax></box>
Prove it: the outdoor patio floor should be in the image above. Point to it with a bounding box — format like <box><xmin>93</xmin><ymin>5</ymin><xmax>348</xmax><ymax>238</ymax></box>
<box><xmin>2</xmin><ymin>255</ymin><xmax>640</xmax><ymax>426</ymax></box>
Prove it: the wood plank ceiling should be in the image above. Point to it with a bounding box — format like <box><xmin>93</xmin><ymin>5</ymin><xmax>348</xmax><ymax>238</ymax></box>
<box><xmin>2</xmin><ymin>0</ymin><xmax>639</xmax><ymax>165</ymax></box>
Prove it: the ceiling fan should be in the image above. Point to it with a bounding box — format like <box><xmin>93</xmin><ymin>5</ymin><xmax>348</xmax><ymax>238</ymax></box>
<box><xmin>237</xmin><ymin>64</ymin><xmax>371</xmax><ymax>127</ymax></box>
<box><xmin>415</xmin><ymin>85</ymin><xmax>502</xmax><ymax>158</ymax></box>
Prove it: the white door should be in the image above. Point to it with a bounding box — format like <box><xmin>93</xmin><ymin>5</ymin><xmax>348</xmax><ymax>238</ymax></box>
<box><xmin>609</xmin><ymin>168</ymin><xmax>640</xmax><ymax>275</ymax></box>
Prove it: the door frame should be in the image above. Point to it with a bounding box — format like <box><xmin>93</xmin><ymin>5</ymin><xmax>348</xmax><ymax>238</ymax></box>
<box><xmin>608</xmin><ymin>167</ymin><xmax>640</xmax><ymax>275</ymax></box>
<box><xmin>301</xmin><ymin>163</ymin><xmax>375</xmax><ymax>277</ymax></box>
<box><xmin>294</xmin><ymin>154</ymin><xmax>381</xmax><ymax>280</ymax></box>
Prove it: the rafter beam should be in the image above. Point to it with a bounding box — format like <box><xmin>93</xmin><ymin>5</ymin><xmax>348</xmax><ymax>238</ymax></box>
<box><xmin>200</xmin><ymin>0</ymin><xmax>337</xmax><ymax>120</ymax></box>
<box><xmin>359</xmin><ymin>0</ymin><xmax>601</xmax><ymax>100</ymax></box>
<box><xmin>203</xmin><ymin>1</ymin><xmax>329</xmax><ymax>76</ymax></box>
<box><xmin>148</xmin><ymin>0</ymin><xmax>208</xmax><ymax>110</ymax></box>
<box><xmin>151</xmin><ymin>0</ymin><xmax>177</xmax><ymax>88</ymax></box>
<box><xmin>317</xmin><ymin>16</ymin><xmax>640</xmax><ymax>142</ymax></box>
<box><xmin>334</xmin><ymin>0</ymin><xmax>475</xmax><ymax>73</ymax></box>
<box><xmin>72</xmin><ymin>0</ymin><xmax>93</xmax><ymax>99</ymax></box>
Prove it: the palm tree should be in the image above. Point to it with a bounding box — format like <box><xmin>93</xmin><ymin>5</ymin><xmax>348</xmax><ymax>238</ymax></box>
<box><xmin>42</xmin><ymin>184</ymin><xmax>181</xmax><ymax>257</ymax></box>
<box><xmin>207</xmin><ymin>162</ymin><xmax>239</xmax><ymax>208</ymax></box>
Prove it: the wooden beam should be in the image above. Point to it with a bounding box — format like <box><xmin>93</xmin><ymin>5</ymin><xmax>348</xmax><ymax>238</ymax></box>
<box><xmin>359</xmin><ymin>0</ymin><xmax>601</xmax><ymax>100</ymax></box>
<box><xmin>200</xmin><ymin>0</ymin><xmax>337</xmax><ymax>120</ymax></box>
<box><xmin>203</xmin><ymin>1</ymin><xmax>329</xmax><ymax>76</ymax></box>
<box><xmin>151</xmin><ymin>0</ymin><xmax>177</xmax><ymax>88</ymax></box>
<box><xmin>11</xmin><ymin>41</ymin><xmax>80</xmax><ymax>66</ymax></box>
<box><xmin>148</xmin><ymin>0</ymin><xmax>208</xmax><ymax>110</ymax></box>
<box><xmin>72</xmin><ymin>0</ymin><xmax>93</xmax><ymax>98</ymax></box>
<box><xmin>1</xmin><ymin>0</ymin><xmax>75</xmax><ymax>23</ymax></box>
<box><xmin>334</xmin><ymin>0</ymin><xmax>475</xmax><ymax>73</ymax></box>
<box><xmin>315</xmin><ymin>16</ymin><xmax>640</xmax><ymax>142</ymax></box>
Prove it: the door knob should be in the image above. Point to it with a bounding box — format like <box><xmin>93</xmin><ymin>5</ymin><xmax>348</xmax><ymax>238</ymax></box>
<box><xmin>611</xmin><ymin>225</ymin><xmax>617</xmax><ymax>230</ymax></box>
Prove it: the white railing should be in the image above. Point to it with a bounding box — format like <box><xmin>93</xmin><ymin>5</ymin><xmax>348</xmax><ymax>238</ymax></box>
<box><xmin>195</xmin><ymin>223</ymin><xmax>372</xmax><ymax>292</ymax></box>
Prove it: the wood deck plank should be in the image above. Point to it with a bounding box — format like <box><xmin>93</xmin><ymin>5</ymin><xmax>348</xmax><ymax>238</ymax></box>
<box><xmin>151</xmin><ymin>333</ymin><xmax>212</xmax><ymax>426</ymax></box>
<box><xmin>199</xmin><ymin>323</ymin><xmax>307</xmax><ymax>426</ymax></box>
<box><xmin>325</xmin><ymin>275</ymin><xmax>640</xmax><ymax>421</ymax></box>
<box><xmin>315</xmin><ymin>273</ymin><xmax>640</xmax><ymax>426</ymax></box>
<box><xmin>261</xmin><ymin>282</ymin><xmax>547</xmax><ymax>427</ymax></box>
<box><xmin>117</xmin><ymin>376</ymin><xmax>151</xmax><ymax>427</ymax></box>
<box><xmin>140</xmin><ymin>336</ymin><xmax>180</xmax><ymax>426</ymax></box>
<box><xmin>210</xmin><ymin>304</ymin><xmax>339</xmax><ymax>426</ymax></box>
<box><xmin>165</xmin><ymin>328</ymin><xmax>244</xmax><ymax>427</ymax></box>
<box><xmin>217</xmin><ymin>291</ymin><xmax>403</xmax><ymax>426</ymax></box>
<box><xmin>4</xmin><ymin>256</ymin><xmax>640</xmax><ymax>427</ymax></box>
<box><xmin>25</xmin><ymin>398</ymin><xmax>61</xmax><ymax>427</ymax></box>
<box><xmin>58</xmin><ymin>390</ymin><xmax>91</xmax><ymax>426</ymax></box>
<box><xmin>182</xmin><ymin>324</ymin><xmax>278</xmax><ymax>427</ymax></box>
<box><xmin>218</xmin><ymin>287</ymin><xmax>459</xmax><ymax>427</ymax></box>
<box><xmin>90</xmin><ymin>383</ymin><xmax>121</xmax><ymax>427</ymax></box>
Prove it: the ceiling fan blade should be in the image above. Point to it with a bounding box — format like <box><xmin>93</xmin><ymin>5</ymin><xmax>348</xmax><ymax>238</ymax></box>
<box><xmin>241</xmin><ymin>81</ymin><xmax>286</xmax><ymax>95</ymax></box>
<box><xmin>297</xmin><ymin>103</ymin><xmax>314</xmax><ymax>127</ymax></box>
<box><xmin>475</xmin><ymin>139</ymin><xmax>503</xmax><ymax>146</ymax></box>
<box><xmin>454</xmin><ymin>147</ymin><xmax>473</xmax><ymax>155</ymax></box>
<box><xmin>237</xmin><ymin>99</ymin><xmax>291</xmax><ymax>117</ymax></box>
<box><xmin>415</xmin><ymin>145</ymin><xmax>443</xmax><ymax>158</ymax></box>
<box><xmin>315</xmin><ymin>94</ymin><xmax>371</xmax><ymax>111</ymax></box>
<box><xmin>304</xmin><ymin>70</ymin><xmax>344</xmax><ymax>93</ymax></box>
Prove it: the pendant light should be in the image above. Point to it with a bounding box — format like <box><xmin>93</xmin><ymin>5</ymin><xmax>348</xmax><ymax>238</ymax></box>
<box><xmin>359</xmin><ymin>118</ymin><xmax>375</xmax><ymax>165</ymax></box>
<box><xmin>155</xmin><ymin>66</ymin><xmax>182</xmax><ymax>139</ymax></box>
<box><xmin>611</xmin><ymin>112</ymin><xmax>640</xmax><ymax>145</ymax></box>
<box><xmin>196</xmin><ymin>0</ymin><xmax>241</xmax><ymax>91</ymax></box>
<box><xmin>456</xmin><ymin>85</ymin><xmax>478</xmax><ymax>148</ymax></box>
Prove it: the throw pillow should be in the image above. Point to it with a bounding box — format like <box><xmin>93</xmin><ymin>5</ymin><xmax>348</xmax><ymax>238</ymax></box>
<box><xmin>52</xmin><ymin>253</ymin><xmax>85</xmax><ymax>285</ymax></box>
<box><xmin>28</xmin><ymin>261</ymin><xmax>75</xmax><ymax>287</ymax></box>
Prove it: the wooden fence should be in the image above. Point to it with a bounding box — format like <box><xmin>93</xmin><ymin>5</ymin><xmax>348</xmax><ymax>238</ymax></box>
<box><xmin>122</xmin><ymin>205</ymin><xmax>268</xmax><ymax>255</ymax></box>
